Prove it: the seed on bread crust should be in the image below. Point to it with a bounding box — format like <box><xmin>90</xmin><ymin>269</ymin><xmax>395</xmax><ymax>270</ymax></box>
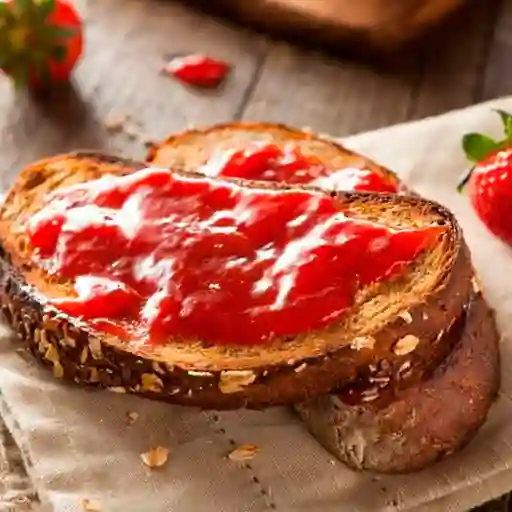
<box><xmin>392</xmin><ymin>335</ymin><xmax>419</xmax><ymax>356</ymax></box>
<box><xmin>369</xmin><ymin>375</ymin><xmax>390</xmax><ymax>388</ymax></box>
<box><xmin>219</xmin><ymin>370</ymin><xmax>256</xmax><ymax>394</ymax></box>
<box><xmin>397</xmin><ymin>360</ymin><xmax>413</xmax><ymax>379</ymax></box>
<box><xmin>152</xmin><ymin>362</ymin><xmax>166</xmax><ymax>375</ymax></box>
<box><xmin>294</xmin><ymin>363</ymin><xmax>308</xmax><ymax>373</ymax></box>
<box><xmin>53</xmin><ymin>361</ymin><xmax>64</xmax><ymax>378</ymax></box>
<box><xmin>188</xmin><ymin>370</ymin><xmax>214</xmax><ymax>378</ymax></box>
<box><xmin>360</xmin><ymin>387</ymin><xmax>380</xmax><ymax>402</ymax></box>
<box><xmin>80</xmin><ymin>346</ymin><xmax>89</xmax><ymax>365</ymax></box>
<box><xmin>398</xmin><ymin>311</ymin><xmax>413</xmax><ymax>324</ymax></box>
<box><xmin>141</xmin><ymin>373</ymin><xmax>164</xmax><ymax>392</ymax></box>
<box><xmin>350</xmin><ymin>336</ymin><xmax>376</xmax><ymax>351</ymax></box>
<box><xmin>89</xmin><ymin>367</ymin><xmax>100</xmax><ymax>383</ymax></box>
<box><xmin>44</xmin><ymin>343</ymin><xmax>59</xmax><ymax>363</ymax></box>
<box><xmin>89</xmin><ymin>337</ymin><xmax>103</xmax><ymax>359</ymax></box>
<box><xmin>44</xmin><ymin>343</ymin><xmax>64</xmax><ymax>377</ymax></box>
<box><xmin>472</xmin><ymin>276</ymin><xmax>482</xmax><ymax>293</ymax></box>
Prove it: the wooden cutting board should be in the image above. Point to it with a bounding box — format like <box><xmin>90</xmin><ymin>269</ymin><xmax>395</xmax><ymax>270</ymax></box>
<box><xmin>203</xmin><ymin>0</ymin><xmax>467</xmax><ymax>56</ymax></box>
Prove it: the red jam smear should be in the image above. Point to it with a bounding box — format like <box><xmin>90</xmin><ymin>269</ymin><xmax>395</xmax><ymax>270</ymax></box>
<box><xmin>27</xmin><ymin>168</ymin><xmax>442</xmax><ymax>346</ymax></box>
<box><xmin>200</xmin><ymin>143</ymin><xmax>399</xmax><ymax>193</ymax></box>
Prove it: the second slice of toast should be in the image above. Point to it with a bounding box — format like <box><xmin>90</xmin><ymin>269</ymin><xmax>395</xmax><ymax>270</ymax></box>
<box><xmin>147</xmin><ymin>122</ymin><xmax>407</xmax><ymax>194</ymax></box>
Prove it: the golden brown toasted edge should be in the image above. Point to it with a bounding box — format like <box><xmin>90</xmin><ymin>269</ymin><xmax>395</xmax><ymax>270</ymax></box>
<box><xmin>145</xmin><ymin>121</ymin><xmax>405</xmax><ymax>192</ymax></box>
<box><xmin>0</xmin><ymin>152</ymin><xmax>473</xmax><ymax>409</ymax></box>
<box><xmin>296</xmin><ymin>292</ymin><xmax>501</xmax><ymax>473</ymax></box>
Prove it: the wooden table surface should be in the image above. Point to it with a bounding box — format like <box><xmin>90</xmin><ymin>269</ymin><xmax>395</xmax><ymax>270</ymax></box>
<box><xmin>0</xmin><ymin>0</ymin><xmax>511</xmax><ymax>509</ymax></box>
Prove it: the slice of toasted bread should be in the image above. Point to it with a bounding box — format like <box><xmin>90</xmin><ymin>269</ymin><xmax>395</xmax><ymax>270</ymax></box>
<box><xmin>147</xmin><ymin>122</ymin><xmax>407</xmax><ymax>193</ymax></box>
<box><xmin>0</xmin><ymin>152</ymin><xmax>473</xmax><ymax>409</ymax></box>
<box><xmin>296</xmin><ymin>291</ymin><xmax>500</xmax><ymax>473</ymax></box>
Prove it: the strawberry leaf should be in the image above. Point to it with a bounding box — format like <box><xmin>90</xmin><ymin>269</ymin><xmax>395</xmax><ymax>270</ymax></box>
<box><xmin>495</xmin><ymin>109</ymin><xmax>512</xmax><ymax>140</ymax></box>
<box><xmin>462</xmin><ymin>133</ymin><xmax>499</xmax><ymax>162</ymax></box>
<box><xmin>12</xmin><ymin>0</ymin><xmax>34</xmax><ymax>16</ymax></box>
<box><xmin>38</xmin><ymin>0</ymin><xmax>56</xmax><ymax>20</ymax></box>
<box><xmin>0</xmin><ymin>3</ymin><xmax>10</xmax><ymax>16</ymax></box>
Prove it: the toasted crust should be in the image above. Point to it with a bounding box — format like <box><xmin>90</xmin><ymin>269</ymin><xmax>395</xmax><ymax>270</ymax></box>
<box><xmin>146</xmin><ymin>122</ymin><xmax>407</xmax><ymax>193</ymax></box>
<box><xmin>0</xmin><ymin>152</ymin><xmax>473</xmax><ymax>409</ymax></box>
<box><xmin>296</xmin><ymin>292</ymin><xmax>500</xmax><ymax>473</ymax></box>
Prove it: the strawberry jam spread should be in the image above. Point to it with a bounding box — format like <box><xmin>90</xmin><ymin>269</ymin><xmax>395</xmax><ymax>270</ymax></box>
<box><xmin>199</xmin><ymin>143</ymin><xmax>399</xmax><ymax>193</ymax></box>
<box><xmin>26</xmin><ymin>168</ymin><xmax>441</xmax><ymax>345</ymax></box>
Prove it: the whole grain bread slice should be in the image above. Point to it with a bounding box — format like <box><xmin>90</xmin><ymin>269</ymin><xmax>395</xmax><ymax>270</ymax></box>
<box><xmin>146</xmin><ymin>122</ymin><xmax>407</xmax><ymax>193</ymax></box>
<box><xmin>297</xmin><ymin>291</ymin><xmax>500</xmax><ymax>473</ymax></box>
<box><xmin>0</xmin><ymin>152</ymin><xmax>473</xmax><ymax>409</ymax></box>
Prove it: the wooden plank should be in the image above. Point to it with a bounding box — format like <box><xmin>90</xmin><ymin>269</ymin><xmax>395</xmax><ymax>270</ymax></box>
<box><xmin>241</xmin><ymin>0</ymin><xmax>501</xmax><ymax>137</ymax></box>
<box><xmin>481</xmin><ymin>0</ymin><xmax>512</xmax><ymax>101</ymax></box>
<box><xmin>0</xmin><ymin>0</ymin><xmax>267</xmax><ymax>190</ymax></box>
<box><xmin>241</xmin><ymin>41</ymin><xmax>421</xmax><ymax>137</ymax></box>
<box><xmin>205</xmin><ymin>0</ymin><xmax>466</xmax><ymax>56</ymax></box>
<box><xmin>408</xmin><ymin>0</ymin><xmax>502</xmax><ymax>119</ymax></box>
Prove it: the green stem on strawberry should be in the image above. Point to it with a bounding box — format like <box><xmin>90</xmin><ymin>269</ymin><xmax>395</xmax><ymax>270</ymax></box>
<box><xmin>459</xmin><ymin>109</ymin><xmax>512</xmax><ymax>246</ymax></box>
<box><xmin>458</xmin><ymin>109</ymin><xmax>512</xmax><ymax>192</ymax></box>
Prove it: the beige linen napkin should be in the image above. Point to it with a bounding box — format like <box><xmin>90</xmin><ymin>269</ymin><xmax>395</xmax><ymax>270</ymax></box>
<box><xmin>2</xmin><ymin>98</ymin><xmax>512</xmax><ymax>512</ymax></box>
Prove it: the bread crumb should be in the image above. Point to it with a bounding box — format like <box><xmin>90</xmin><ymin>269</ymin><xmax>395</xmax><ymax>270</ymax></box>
<box><xmin>398</xmin><ymin>311</ymin><xmax>413</xmax><ymax>324</ymax></box>
<box><xmin>350</xmin><ymin>336</ymin><xmax>375</xmax><ymax>351</ymax></box>
<box><xmin>82</xmin><ymin>499</ymin><xmax>101</xmax><ymax>511</ymax></box>
<box><xmin>227</xmin><ymin>443</ymin><xmax>260</xmax><ymax>461</ymax></box>
<box><xmin>393</xmin><ymin>335</ymin><xmax>419</xmax><ymax>356</ymax></box>
<box><xmin>105</xmin><ymin>114</ymin><xmax>126</xmax><ymax>133</ymax></box>
<box><xmin>219</xmin><ymin>370</ymin><xmax>256</xmax><ymax>394</ymax></box>
<box><xmin>141</xmin><ymin>446</ymin><xmax>169</xmax><ymax>468</ymax></box>
<box><xmin>472</xmin><ymin>276</ymin><xmax>482</xmax><ymax>293</ymax></box>
<box><xmin>294</xmin><ymin>363</ymin><xmax>307</xmax><ymax>373</ymax></box>
<box><xmin>126</xmin><ymin>411</ymin><xmax>139</xmax><ymax>425</ymax></box>
<box><xmin>124</xmin><ymin>124</ymin><xmax>140</xmax><ymax>140</ymax></box>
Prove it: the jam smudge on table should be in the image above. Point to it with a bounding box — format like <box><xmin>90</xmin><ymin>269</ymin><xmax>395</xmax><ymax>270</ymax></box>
<box><xmin>27</xmin><ymin>168</ymin><xmax>442</xmax><ymax>346</ymax></box>
<box><xmin>162</xmin><ymin>54</ymin><xmax>230</xmax><ymax>88</ymax></box>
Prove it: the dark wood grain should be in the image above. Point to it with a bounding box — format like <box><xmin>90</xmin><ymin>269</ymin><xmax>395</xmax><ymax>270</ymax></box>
<box><xmin>242</xmin><ymin>0</ymin><xmax>504</xmax><ymax>137</ymax></box>
<box><xmin>241</xmin><ymin>43</ymin><xmax>421</xmax><ymax>136</ymax></box>
<box><xmin>408</xmin><ymin>0</ymin><xmax>502</xmax><ymax>119</ymax></box>
<box><xmin>197</xmin><ymin>0</ymin><xmax>467</xmax><ymax>56</ymax></box>
<box><xmin>482</xmin><ymin>0</ymin><xmax>512</xmax><ymax>100</ymax></box>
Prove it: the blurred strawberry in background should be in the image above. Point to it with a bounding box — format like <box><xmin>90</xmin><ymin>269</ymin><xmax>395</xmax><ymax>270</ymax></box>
<box><xmin>0</xmin><ymin>0</ymin><xmax>83</xmax><ymax>90</ymax></box>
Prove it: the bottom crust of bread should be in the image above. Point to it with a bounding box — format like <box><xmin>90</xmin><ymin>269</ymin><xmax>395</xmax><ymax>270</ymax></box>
<box><xmin>296</xmin><ymin>292</ymin><xmax>500</xmax><ymax>473</ymax></box>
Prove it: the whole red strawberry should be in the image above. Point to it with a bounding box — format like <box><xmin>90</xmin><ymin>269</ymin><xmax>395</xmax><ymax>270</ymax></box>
<box><xmin>460</xmin><ymin>110</ymin><xmax>512</xmax><ymax>245</ymax></box>
<box><xmin>0</xmin><ymin>0</ymin><xmax>83</xmax><ymax>90</ymax></box>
